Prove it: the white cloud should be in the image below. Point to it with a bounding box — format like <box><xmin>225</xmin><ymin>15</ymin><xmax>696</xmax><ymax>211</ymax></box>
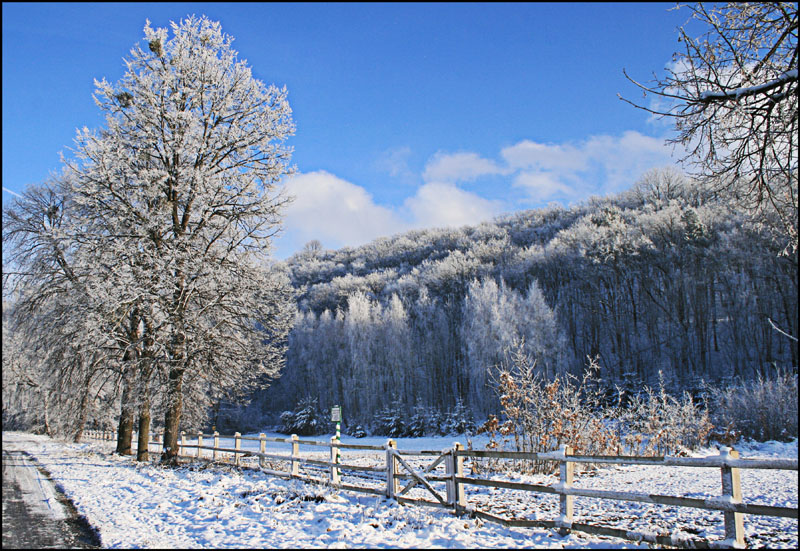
<box><xmin>501</xmin><ymin>140</ymin><xmax>587</xmax><ymax>172</ymax></box>
<box><xmin>273</xmin><ymin>131</ymin><xmax>683</xmax><ymax>258</ymax></box>
<box><xmin>501</xmin><ymin>131</ymin><xmax>680</xmax><ymax>201</ymax></box>
<box><xmin>374</xmin><ymin>146</ymin><xmax>416</xmax><ymax>185</ymax></box>
<box><xmin>422</xmin><ymin>151</ymin><xmax>506</xmax><ymax>184</ymax></box>
<box><xmin>277</xmin><ymin>171</ymin><xmax>408</xmax><ymax>255</ymax></box>
<box><xmin>512</xmin><ymin>172</ymin><xmax>575</xmax><ymax>202</ymax></box>
<box><xmin>274</xmin><ymin>171</ymin><xmax>506</xmax><ymax>258</ymax></box>
<box><xmin>404</xmin><ymin>182</ymin><xmax>504</xmax><ymax>229</ymax></box>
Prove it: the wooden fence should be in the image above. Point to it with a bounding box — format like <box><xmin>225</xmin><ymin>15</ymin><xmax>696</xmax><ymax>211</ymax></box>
<box><xmin>83</xmin><ymin>429</ymin><xmax>798</xmax><ymax>549</ymax></box>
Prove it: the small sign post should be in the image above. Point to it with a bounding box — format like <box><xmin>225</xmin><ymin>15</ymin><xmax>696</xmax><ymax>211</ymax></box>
<box><xmin>331</xmin><ymin>405</ymin><xmax>342</xmax><ymax>463</ymax></box>
<box><xmin>331</xmin><ymin>405</ymin><xmax>342</xmax><ymax>440</ymax></box>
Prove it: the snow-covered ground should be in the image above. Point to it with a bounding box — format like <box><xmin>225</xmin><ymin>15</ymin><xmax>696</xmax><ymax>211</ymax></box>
<box><xmin>2</xmin><ymin>431</ymin><xmax>797</xmax><ymax>549</ymax></box>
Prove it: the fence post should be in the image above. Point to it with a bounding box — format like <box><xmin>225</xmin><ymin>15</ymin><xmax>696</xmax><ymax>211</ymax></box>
<box><xmin>291</xmin><ymin>434</ymin><xmax>300</xmax><ymax>477</ymax></box>
<box><xmin>259</xmin><ymin>433</ymin><xmax>266</xmax><ymax>468</ymax></box>
<box><xmin>234</xmin><ymin>432</ymin><xmax>241</xmax><ymax>466</ymax></box>
<box><xmin>330</xmin><ymin>436</ymin><xmax>341</xmax><ymax>485</ymax></box>
<box><xmin>446</xmin><ymin>443</ymin><xmax>466</xmax><ymax>511</ymax></box>
<box><xmin>719</xmin><ymin>447</ymin><xmax>745</xmax><ymax>548</ymax></box>
<box><xmin>558</xmin><ymin>445</ymin><xmax>574</xmax><ymax>536</ymax></box>
<box><xmin>385</xmin><ymin>439</ymin><xmax>398</xmax><ymax>499</ymax></box>
<box><xmin>453</xmin><ymin>443</ymin><xmax>466</xmax><ymax>512</ymax></box>
<box><xmin>180</xmin><ymin>430</ymin><xmax>185</xmax><ymax>458</ymax></box>
<box><xmin>213</xmin><ymin>431</ymin><xmax>219</xmax><ymax>462</ymax></box>
<box><xmin>197</xmin><ymin>431</ymin><xmax>203</xmax><ymax>459</ymax></box>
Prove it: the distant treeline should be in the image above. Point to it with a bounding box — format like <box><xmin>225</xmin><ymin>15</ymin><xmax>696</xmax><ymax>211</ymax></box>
<box><xmin>230</xmin><ymin>169</ymin><xmax>797</xmax><ymax>432</ymax></box>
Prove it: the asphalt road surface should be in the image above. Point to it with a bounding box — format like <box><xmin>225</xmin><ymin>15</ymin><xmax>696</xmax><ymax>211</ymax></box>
<box><xmin>2</xmin><ymin>442</ymin><xmax>101</xmax><ymax>549</ymax></box>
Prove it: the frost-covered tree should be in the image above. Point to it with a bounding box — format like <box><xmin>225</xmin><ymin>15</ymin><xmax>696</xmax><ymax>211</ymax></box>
<box><xmin>1</xmin><ymin>16</ymin><xmax>297</xmax><ymax>462</ymax></box>
<box><xmin>246</xmin><ymin>166</ymin><xmax>795</xmax><ymax>434</ymax></box>
<box><xmin>66</xmin><ymin>16</ymin><xmax>296</xmax><ymax>463</ymax></box>
<box><xmin>2</xmin><ymin>177</ymin><xmax>126</xmax><ymax>441</ymax></box>
<box><xmin>623</xmin><ymin>2</ymin><xmax>798</xmax><ymax>255</ymax></box>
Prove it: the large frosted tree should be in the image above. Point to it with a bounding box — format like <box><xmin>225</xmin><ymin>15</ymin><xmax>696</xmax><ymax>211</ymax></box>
<box><xmin>622</xmin><ymin>2</ymin><xmax>798</xmax><ymax>256</ymax></box>
<box><xmin>63</xmin><ymin>16</ymin><xmax>296</xmax><ymax>463</ymax></box>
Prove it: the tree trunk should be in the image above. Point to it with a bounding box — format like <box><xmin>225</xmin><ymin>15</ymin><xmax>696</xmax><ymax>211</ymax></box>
<box><xmin>72</xmin><ymin>372</ymin><xmax>93</xmax><ymax>443</ymax></box>
<box><xmin>160</xmin><ymin>366</ymin><xmax>184</xmax><ymax>465</ymax></box>
<box><xmin>117</xmin><ymin>311</ymin><xmax>142</xmax><ymax>454</ymax></box>
<box><xmin>72</xmin><ymin>391</ymin><xmax>88</xmax><ymax>443</ymax></box>
<box><xmin>136</xmin><ymin>395</ymin><xmax>151</xmax><ymax>462</ymax></box>
<box><xmin>43</xmin><ymin>393</ymin><xmax>54</xmax><ymax>438</ymax></box>
<box><xmin>116</xmin><ymin>367</ymin><xmax>135</xmax><ymax>455</ymax></box>
<box><xmin>138</xmin><ymin>316</ymin><xmax>155</xmax><ymax>462</ymax></box>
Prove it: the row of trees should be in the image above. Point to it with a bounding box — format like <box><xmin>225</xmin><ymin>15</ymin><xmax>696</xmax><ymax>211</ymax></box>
<box><xmin>242</xmin><ymin>167</ymin><xmax>796</xmax><ymax>431</ymax></box>
<box><xmin>3</xmin><ymin>16</ymin><xmax>295</xmax><ymax>462</ymax></box>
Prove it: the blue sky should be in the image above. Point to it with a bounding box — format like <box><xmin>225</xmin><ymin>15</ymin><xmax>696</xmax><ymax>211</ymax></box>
<box><xmin>2</xmin><ymin>2</ymin><xmax>692</xmax><ymax>259</ymax></box>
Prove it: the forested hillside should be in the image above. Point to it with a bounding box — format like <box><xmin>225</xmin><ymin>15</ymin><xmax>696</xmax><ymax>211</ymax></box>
<box><xmin>238</xmin><ymin>168</ymin><xmax>797</xmax><ymax>432</ymax></box>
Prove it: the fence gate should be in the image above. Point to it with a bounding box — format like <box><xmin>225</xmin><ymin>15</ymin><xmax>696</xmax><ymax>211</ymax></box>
<box><xmin>393</xmin><ymin>448</ymin><xmax>450</xmax><ymax>505</ymax></box>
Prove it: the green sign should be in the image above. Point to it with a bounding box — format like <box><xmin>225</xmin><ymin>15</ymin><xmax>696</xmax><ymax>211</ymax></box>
<box><xmin>331</xmin><ymin>405</ymin><xmax>342</xmax><ymax>423</ymax></box>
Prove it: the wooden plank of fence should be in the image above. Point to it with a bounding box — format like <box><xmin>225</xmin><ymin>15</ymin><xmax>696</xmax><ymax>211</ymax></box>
<box><xmin>234</xmin><ymin>432</ymin><xmax>241</xmax><ymax>466</ymax></box>
<box><xmin>455</xmin><ymin>476</ymin><xmax>798</xmax><ymax>518</ymax></box>
<box><xmin>558</xmin><ymin>445</ymin><xmax>574</xmax><ymax>535</ymax></box>
<box><xmin>395</xmin><ymin>449</ymin><xmax>455</xmax><ymax>456</ymax></box>
<box><xmin>720</xmin><ymin>447</ymin><xmax>745</xmax><ymax>547</ymax></box>
<box><xmin>447</xmin><ymin>443</ymin><xmax>466</xmax><ymax>510</ymax></box>
<box><xmin>336</xmin><ymin>442</ymin><xmax>386</xmax><ymax>451</ymax></box>
<box><xmin>259</xmin><ymin>433</ymin><xmax>266</xmax><ymax>468</ymax></box>
<box><xmin>295</xmin><ymin>438</ymin><xmax>331</xmax><ymax>446</ymax></box>
<box><xmin>386</xmin><ymin>440</ymin><xmax>398</xmax><ymax>499</ymax></box>
<box><xmin>291</xmin><ymin>435</ymin><xmax>300</xmax><ymax>477</ymax></box>
<box><xmin>455</xmin><ymin>450</ymin><xmax>542</xmax><ymax>460</ymax></box>
<box><xmin>334</xmin><ymin>462</ymin><xmax>384</xmax><ymax>473</ymax></box>
<box><xmin>471</xmin><ymin>509</ymin><xmax>512</xmax><ymax>527</ymax></box>
<box><xmin>456</xmin><ymin>476</ymin><xmax>557</xmax><ymax>494</ymax></box>
<box><xmin>455</xmin><ymin>450</ymin><xmax>798</xmax><ymax>470</ymax></box>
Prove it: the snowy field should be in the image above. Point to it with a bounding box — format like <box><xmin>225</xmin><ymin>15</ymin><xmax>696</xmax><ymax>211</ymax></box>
<box><xmin>2</xmin><ymin>431</ymin><xmax>797</xmax><ymax>549</ymax></box>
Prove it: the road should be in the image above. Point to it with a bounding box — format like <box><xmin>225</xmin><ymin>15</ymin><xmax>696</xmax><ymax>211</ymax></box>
<box><xmin>2</xmin><ymin>439</ymin><xmax>101</xmax><ymax>549</ymax></box>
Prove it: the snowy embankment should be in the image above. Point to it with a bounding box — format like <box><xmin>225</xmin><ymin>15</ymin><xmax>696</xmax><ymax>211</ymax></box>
<box><xmin>2</xmin><ymin>431</ymin><xmax>797</xmax><ymax>549</ymax></box>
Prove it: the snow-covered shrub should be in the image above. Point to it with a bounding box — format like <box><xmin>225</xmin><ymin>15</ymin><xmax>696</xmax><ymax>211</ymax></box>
<box><xmin>406</xmin><ymin>404</ymin><xmax>433</xmax><ymax>437</ymax></box>
<box><xmin>614</xmin><ymin>372</ymin><xmax>712</xmax><ymax>456</ymax></box>
<box><xmin>484</xmin><ymin>344</ymin><xmax>717</xmax><ymax>473</ymax></box>
<box><xmin>279</xmin><ymin>397</ymin><xmax>328</xmax><ymax>436</ymax></box>
<box><xmin>485</xmin><ymin>343</ymin><xmax>621</xmax><ymax>474</ymax></box>
<box><xmin>704</xmin><ymin>369</ymin><xmax>798</xmax><ymax>442</ymax></box>
<box><xmin>346</xmin><ymin>424</ymin><xmax>368</xmax><ymax>438</ymax></box>
<box><xmin>372</xmin><ymin>400</ymin><xmax>406</xmax><ymax>437</ymax></box>
<box><xmin>442</xmin><ymin>399</ymin><xmax>476</xmax><ymax>435</ymax></box>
